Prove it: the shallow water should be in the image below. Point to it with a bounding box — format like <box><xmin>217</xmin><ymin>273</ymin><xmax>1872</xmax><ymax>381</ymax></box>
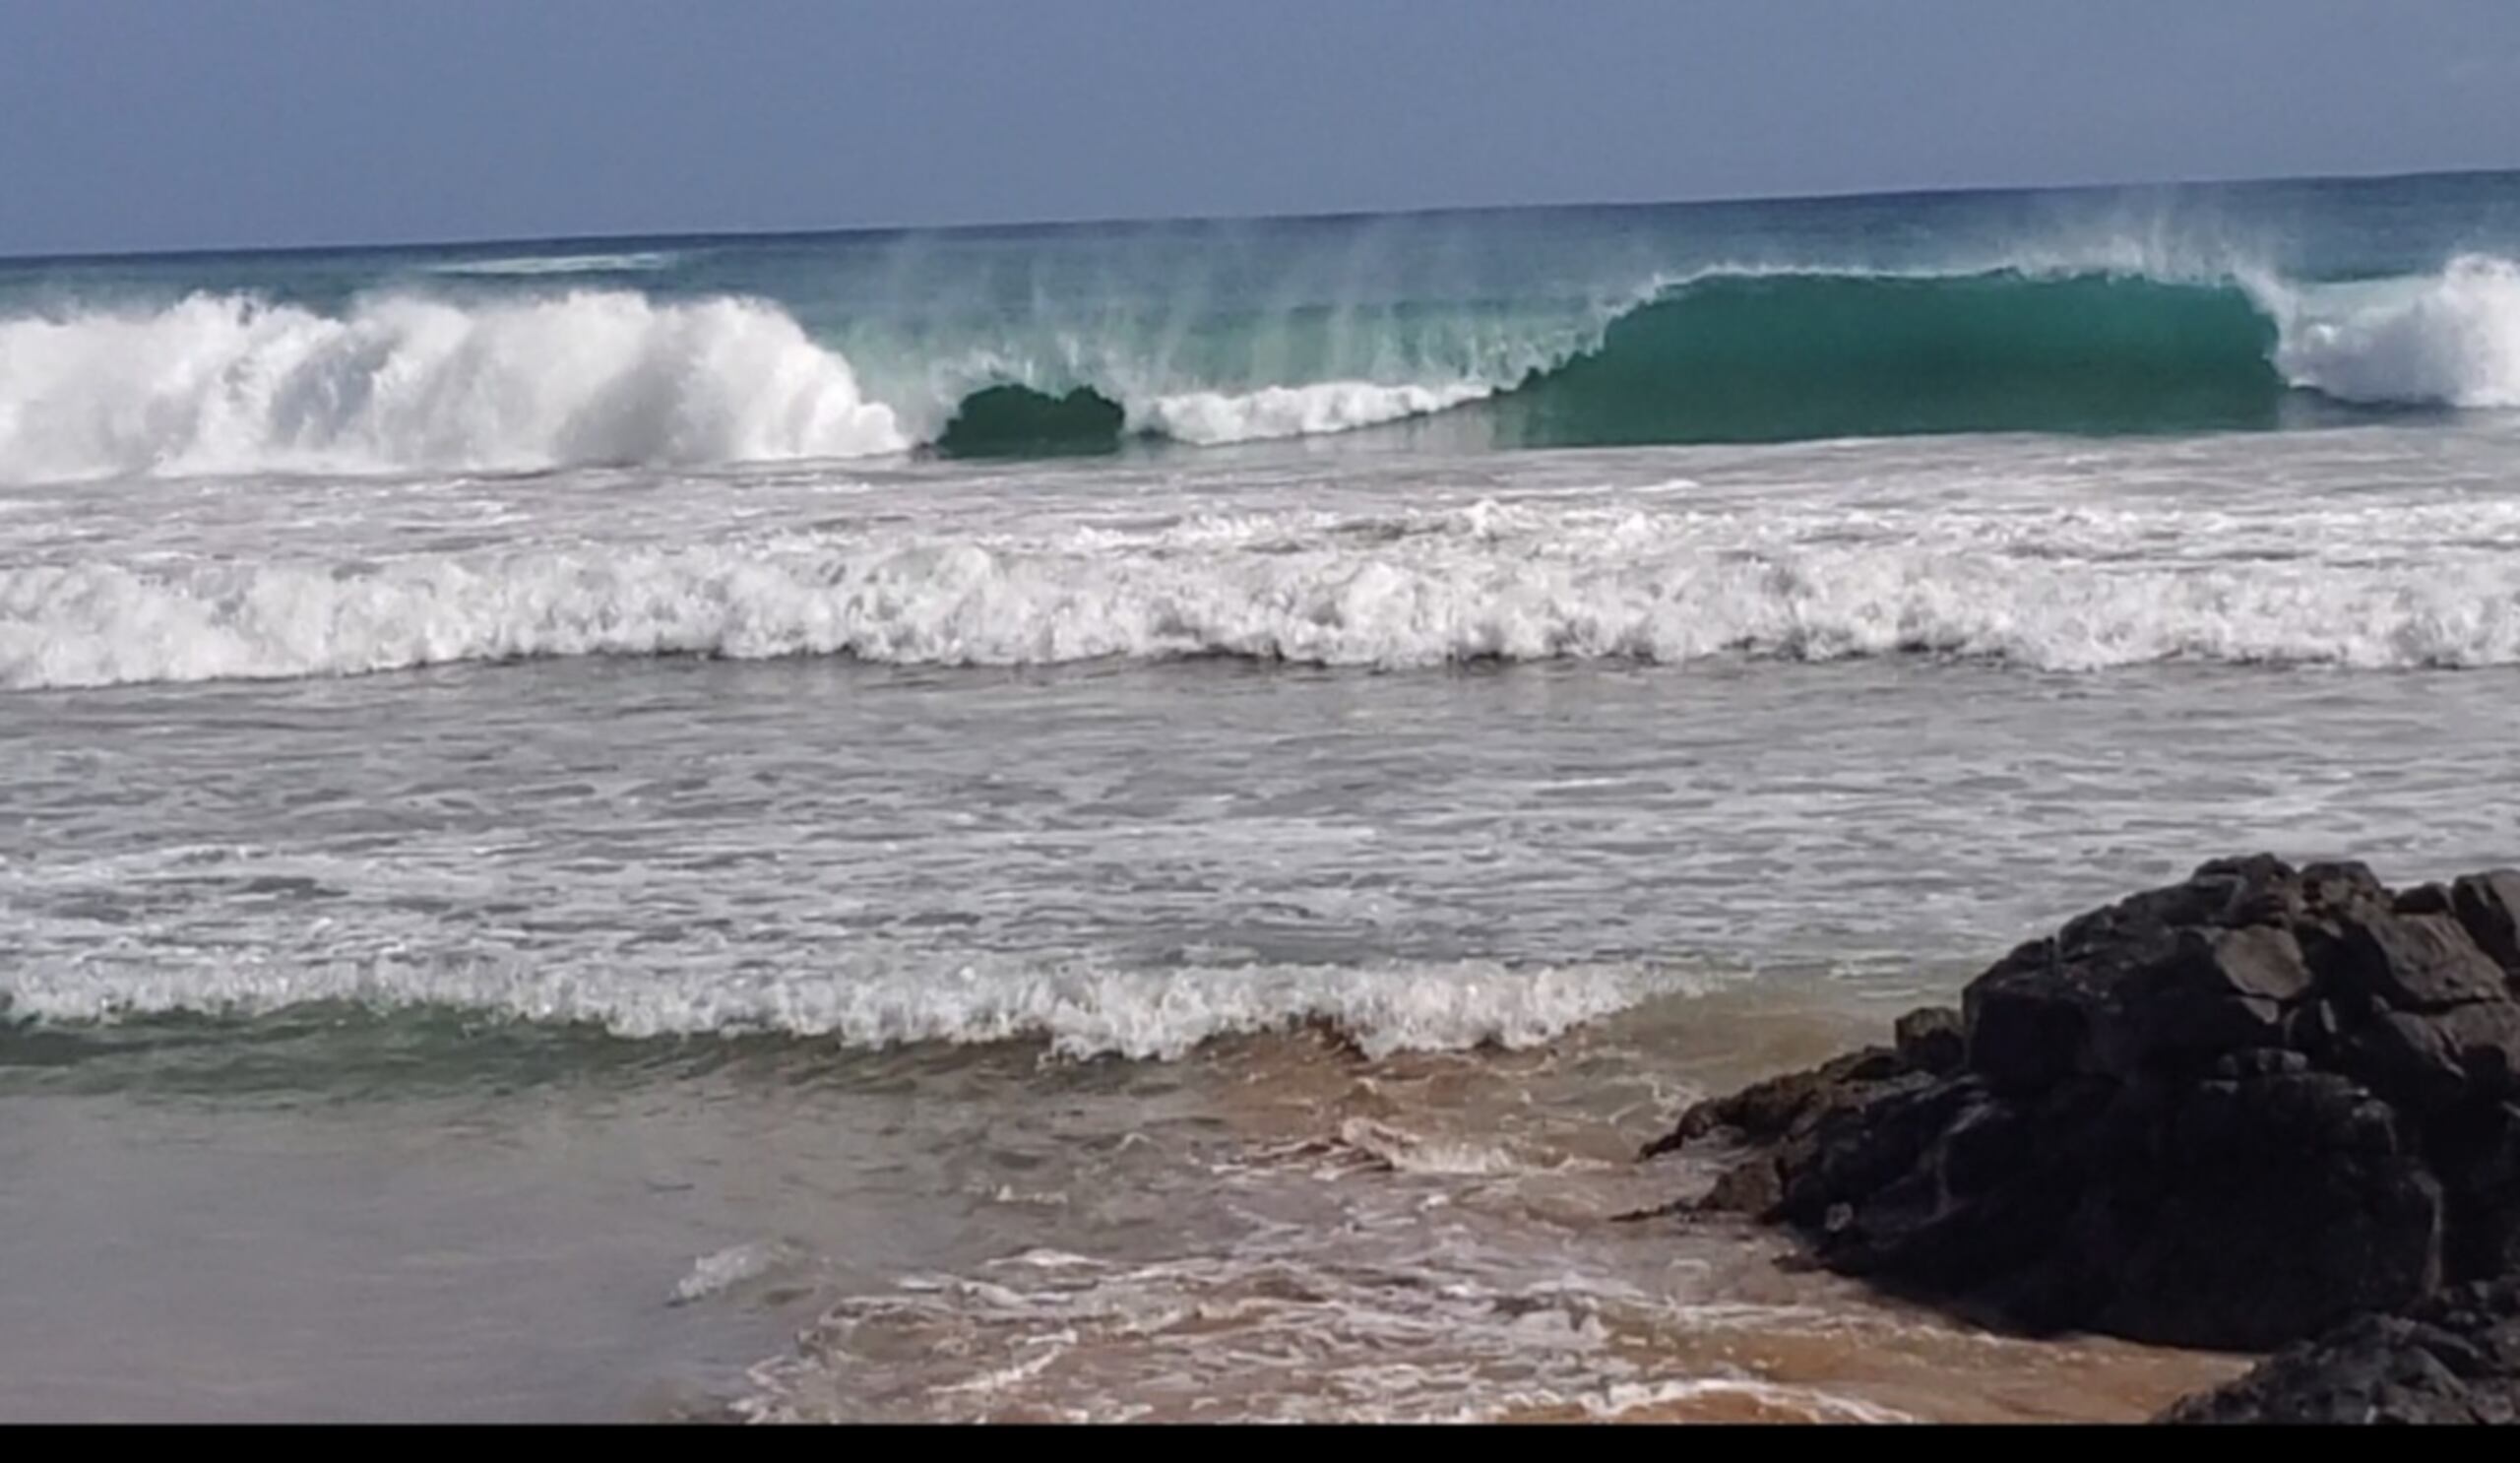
<box><xmin>0</xmin><ymin>996</ymin><xmax>2252</xmax><ymax>1423</ymax></box>
<box><xmin>9</xmin><ymin>258</ymin><xmax>2520</xmax><ymax>1415</ymax></box>
<box><xmin>6</xmin><ymin>631</ymin><xmax>2509</xmax><ymax>1419</ymax></box>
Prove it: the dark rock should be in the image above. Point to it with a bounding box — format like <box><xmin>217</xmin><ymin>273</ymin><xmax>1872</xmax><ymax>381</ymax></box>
<box><xmin>1774</xmin><ymin>1075</ymin><xmax>1985</xmax><ymax>1232</ymax></box>
<box><xmin>2454</xmin><ymin>872</ymin><xmax>2520</xmax><ymax>980</ymax></box>
<box><xmin>1695</xmin><ymin>1153</ymin><xmax>1787</xmax><ymax>1215</ymax></box>
<box><xmin>2397</xmin><ymin>882</ymin><xmax>2455</xmax><ymax>917</ymax></box>
<box><xmin>1643</xmin><ymin>1044</ymin><xmax>1924</xmax><ymax>1160</ymax></box>
<box><xmin>1648</xmin><ymin>1043</ymin><xmax>1949</xmax><ymax>1237</ymax></box>
<box><xmin>2311</xmin><ymin>910</ymin><xmax>2510</xmax><ymax>1011</ymax></box>
<box><xmin>1962</xmin><ymin>882</ymin><xmax>2325</xmax><ymax>1093</ymax></box>
<box><xmin>2084</xmin><ymin>924</ymin><xmax>2308</xmax><ymax>1078</ymax></box>
<box><xmin>2443</xmin><ymin>1104</ymin><xmax>2520</xmax><ymax>1281</ymax></box>
<box><xmin>2338</xmin><ymin>1002</ymin><xmax>2520</xmax><ymax>1116</ymax></box>
<box><xmin>2091</xmin><ymin>1068</ymin><xmax>2441</xmax><ymax>1348</ymax></box>
<box><xmin>2295</xmin><ymin>860</ymin><xmax>2392</xmax><ymax>918</ymax></box>
<box><xmin>1646</xmin><ymin>856</ymin><xmax>2520</xmax><ymax>1360</ymax></box>
<box><xmin>1962</xmin><ymin>943</ymin><xmax>2093</xmax><ymax>1093</ymax></box>
<box><xmin>1938</xmin><ymin>1090</ymin><xmax>2032</xmax><ymax>1194</ymax></box>
<box><xmin>1893</xmin><ymin>1006</ymin><xmax>1965</xmax><ymax>1075</ymax></box>
<box><xmin>2159</xmin><ymin>1280</ymin><xmax>2520</xmax><ymax>1425</ymax></box>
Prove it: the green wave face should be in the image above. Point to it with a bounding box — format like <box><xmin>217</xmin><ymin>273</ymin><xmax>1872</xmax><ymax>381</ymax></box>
<box><xmin>1479</xmin><ymin>271</ymin><xmax>2295</xmax><ymax>447</ymax></box>
<box><xmin>935</xmin><ymin>384</ymin><xmax>1128</xmax><ymax>457</ymax></box>
<box><xmin>920</xmin><ymin>269</ymin><xmax>2395</xmax><ymax>457</ymax></box>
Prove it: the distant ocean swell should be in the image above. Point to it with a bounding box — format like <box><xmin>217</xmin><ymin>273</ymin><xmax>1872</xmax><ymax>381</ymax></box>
<box><xmin>8</xmin><ymin>499</ymin><xmax>2520</xmax><ymax>690</ymax></box>
<box><xmin>4</xmin><ymin>258</ymin><xmax>2519</xmax><ymax>482</ymax></box>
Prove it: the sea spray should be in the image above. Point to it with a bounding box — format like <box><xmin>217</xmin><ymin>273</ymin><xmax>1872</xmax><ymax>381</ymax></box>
<box><xmin>0</xmin><ymin>290</ymin><xmax>909</xmax><ymax>482</ymax></box>
<box><xmin>8</xmin><ymin>259</ymin><xmax>2520</xmax><ymax>482</ymax></box>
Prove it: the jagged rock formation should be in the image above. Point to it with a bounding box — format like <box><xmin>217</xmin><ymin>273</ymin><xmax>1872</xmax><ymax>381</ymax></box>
<box><xmin>2160</xmin><ymin>1280</ymin><xmax>2520</xmax><ymax>1424</ymax></box>
<box><xmin>1653</xmin><ymin>857</ymin><xmax>2520</xmax><ymax>1353</ymax></box>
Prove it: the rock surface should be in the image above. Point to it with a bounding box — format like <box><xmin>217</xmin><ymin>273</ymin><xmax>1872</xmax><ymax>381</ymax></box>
<box><xmin>1653</xmin><ymin>857</ymin><xmax>2520</xmax><ymax>1353</ymax></box>
<box><xmin>2159</xmin><ymin>1280</ymin><xmax>2520</xmax><ymax>1425</ymax></box>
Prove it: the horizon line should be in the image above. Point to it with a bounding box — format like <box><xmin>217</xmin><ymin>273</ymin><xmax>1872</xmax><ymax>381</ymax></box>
<box><xmin>6</xmin><ymin>161</ymin><xmax>2516</xmax><ymax>269</ymax></box>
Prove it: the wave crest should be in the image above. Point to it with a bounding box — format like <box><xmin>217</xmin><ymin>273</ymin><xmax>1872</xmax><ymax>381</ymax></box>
<box><xmin>421</xmin><ymin>250</ymin><xmax>683</xmax><ymax>278</ymax></box>
<box><xmin>0</xmin><ymin>290</ymin><xmax>908</xmax><ymax>482</ymax></box>
<box><xmin>10</xmin><ymin>502</ymin><xmax>2520</xmax><ymax>690</ymax></box>
<box><xmin>3</xmin><ymin>258</ymin><xmax>2519</xmax><ymax>483</ymax></box>
<box><xmin>2269</xmin><ymin>254</ymin><xmax>2520</xmax><ymax>409</ymax></box>
<box><xmin>1</xmin><ymin>952</ymin><xmax>1678</xmax><ymax>1061</ymax></box>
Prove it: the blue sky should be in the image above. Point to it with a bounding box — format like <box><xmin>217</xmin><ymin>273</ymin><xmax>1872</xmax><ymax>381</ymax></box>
<box><xmin>4</xmin><ymin>0</ymin><xmax>2518</xmax><ymax>255</ymax></box>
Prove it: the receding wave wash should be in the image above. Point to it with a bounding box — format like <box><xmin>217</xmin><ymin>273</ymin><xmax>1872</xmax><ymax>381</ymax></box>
<box><xmin>13</xmin><ymin>171</ymin><xmax>2520</xmax><ymax>1425</ymax></box>
<box><xmin>4</xmin><ymin>171</ymin><xmax>2520</xmax><ymax>482</ymax></box>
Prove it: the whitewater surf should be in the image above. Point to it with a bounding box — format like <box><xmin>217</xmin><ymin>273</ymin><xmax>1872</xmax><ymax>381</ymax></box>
<box><xmin>9</xmin><ymin>168</ymin><xmax>2520</xmax><ymax>1423</ymax></box>
<box><xmin>9</xmin><ymin>215</ymin><xmax>2520</xmax><ymax>484</ymax></box>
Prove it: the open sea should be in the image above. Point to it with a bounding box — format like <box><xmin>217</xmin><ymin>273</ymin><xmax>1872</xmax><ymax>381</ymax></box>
<box><xmin>5</xmin><ymin>171</ymin><xmax>2520</xmax><ymax>1420</ymax></box>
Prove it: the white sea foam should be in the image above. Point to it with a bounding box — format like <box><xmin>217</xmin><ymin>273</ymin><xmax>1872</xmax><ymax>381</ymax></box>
<box><xmin>4</xmin><ymin>257</ymin><xmax>2518</xmax><ymax>484</ymax></box>
<box><xmin>1</xmin><ymin>952</ymin><xmax>1683</xmax><ymax>1060</ymax></box>
<box><xmin>1132</xmin><ymin>380</ymin><xmax>1494</xmax><ymax>445</ymax></box>
<box><xmin>1334</xmin><ymin>1116</ymin><xmax>1558</xmax><ymax>1177</ymax></box>
<box><xmin>9</xmin><ymin>498</ymin><xmax>2520</xmax><ymax>690</ymax></box>
<box><xmin>2267</xmin><ymin>254</ymin><xmax>2520</xmax><ymax>409</ymax></box>
<box><xmin>0</xmin><ymin>289</ymin><xmax>909</xmax><ymax>483</ymax></box>
<box><xmin>0</xmin><ymin>290</ymin><xmax>1530</xmax><ymax>483</ymax></box>
<box><xmin>422</xmin><ymin>250</ymin><xmax>682</xmax><ymax>278</ymax></box>
<box><xmin>670</xmin><ymin>1240</ymin><xmax>801</xmax><ymax>1305</ymax></box>
<box><xmin>739</xmin><ymin>1242</ymin><xmax>1918</xmax><ymax>1424</ymax></box>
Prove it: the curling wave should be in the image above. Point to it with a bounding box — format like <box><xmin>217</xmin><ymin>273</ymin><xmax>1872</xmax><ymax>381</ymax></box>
<box><xmin>926</xmin><ymin>259</ymin><xmax>2520</xmax><ymax>454</ymax></box>
<box><xmin>4</xmin><ymin>258</ymin><xmax>2518</xmax><ymax>481</ymax></box>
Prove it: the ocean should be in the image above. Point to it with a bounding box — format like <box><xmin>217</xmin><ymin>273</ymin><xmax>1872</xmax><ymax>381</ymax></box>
<box><xmin>4</xmin><ymin>170</ymin><xmax>2519</xmax><ymax>1421</ymax></box>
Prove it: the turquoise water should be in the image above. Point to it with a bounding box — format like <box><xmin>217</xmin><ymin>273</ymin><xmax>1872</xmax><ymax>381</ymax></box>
<box><xmin>7</xmin><ymin>171</ymin><xmax>2520</xmax><ymax>1421</ymax></box>
<box><xmin>6</xmin><ymin>170</ymin><xmax>2520</xmax><ymax>477</ymax></box>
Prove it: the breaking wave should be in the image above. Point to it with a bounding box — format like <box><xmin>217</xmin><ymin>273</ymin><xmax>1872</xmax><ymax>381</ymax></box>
<box><xmin>5</xmin><ymin>256</ymin><xmax>2518</xmax><ymax>481</ymax></box>
<box><xmin>420</xmin><ymin>250</ymin><xmax>684</xmax><ymax>278</ymax></box>
<box><xmin>0</xmin><ymin>952</ymin><xmax>1685</xmax><ymax>1062</ymax></box>
<box><xmin>0</xmin><ymin>290</ymin><xmax>909</xmax><ymax>482</ymax></box>
<box><xmin>10</xmin><ymin>499</ymin><xmax>2520</xmax><ymax>690</ymax></box>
